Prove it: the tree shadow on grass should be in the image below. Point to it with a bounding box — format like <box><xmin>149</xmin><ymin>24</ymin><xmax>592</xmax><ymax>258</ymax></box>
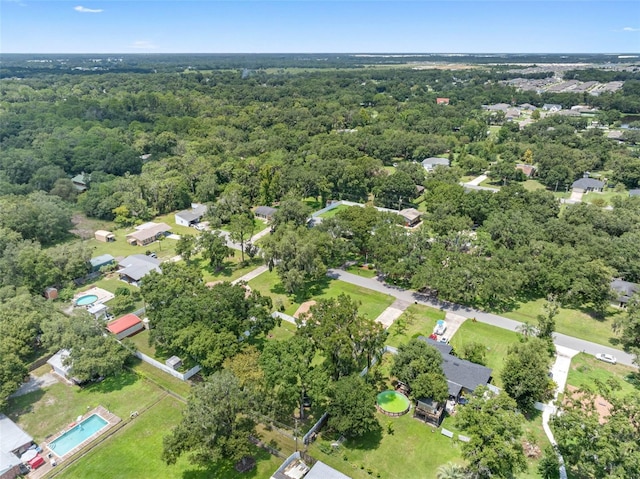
<box><xmin>340</xmin><ymin>422</ymin><xmax>383</xmax><ymax>451</ymax></box>
<box><xmin>181</xmin><ymin>446</ymin><xmax>273</xmax><ymax>479</ymax></box>
<box><xmin>6</xmin><ymin>388</ymin><xmax>46</xmax><ymax>418</ymax></box>
<box><xmin>85</xmin><ymin>370</ymin><xmax>137</xmax><ymax>394</ymax></box>
<box><xmin>624</xmin><ymin>372</ymin><xmax>640</xmax><ymax>391</ymax></box>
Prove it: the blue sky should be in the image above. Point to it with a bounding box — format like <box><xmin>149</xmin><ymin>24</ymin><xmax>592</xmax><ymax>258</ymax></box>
<box><xmin>1</xmin><ymin>1</ymin><xmax>639</xmax><ymax>53</ymax></box>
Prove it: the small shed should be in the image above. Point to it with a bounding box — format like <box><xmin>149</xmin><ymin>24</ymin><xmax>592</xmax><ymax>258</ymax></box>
<box><xmin>44</xmin><ymin>287</ymin><xmax>58</xmax><ymax>300</ymax></box>
<box><xmin>87</xmin><ymin>303</ymin><xmax>108</xmax><ymax>320</ymax></box>
<box><xmin>107</xmin><ymin>314</ymin><xmax>144</xmax><ymax>340</ymax></box>
<box><xmin>90</xmin><ymin>254</ymin><xmax>115</xmax><ymax>273</ymax></box>
<box><xmin>94</xmin><ymin>230</ymin><xmax>115</xmax><ymax>243</ymax></box>
<box><xmin>399</xmin><ymin>208</ymin><xmax>422</xmax><ymax>227</ymax></box>
<box><xmin>414</xmin><ymin>398</ymin><xmax>445</xmax><ymax>426</ymax></box>
<box><xmin>47</xmin><ymin>349</ymin><xmax>73</xmax><ymax>380</ymax></box>
<box><xmin>165</xmin><ymin>356</ymin><xmax>182</xmax><ymax>370</ymax></box>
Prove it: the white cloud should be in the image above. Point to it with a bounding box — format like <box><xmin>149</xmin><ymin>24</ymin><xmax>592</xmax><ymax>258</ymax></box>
<box><xmin>622</xmin><ymin>27</ymin><xmax>640</xmax><ymax>32</ymax></box>
<box><xmin>74</xmin><ymin>6</ymin><xmax>103</xmax><ymax>13</ymax></box>
<box><xmin>129</xmin><ymin>40</ymin><xmax>158</xmax><ymax>50</ymax></box>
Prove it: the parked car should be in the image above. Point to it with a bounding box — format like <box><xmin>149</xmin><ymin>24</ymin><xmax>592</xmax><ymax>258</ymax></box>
<box><xmin>438</xmin><ymin>336</ymin><xmax>449</xmax><ymax>344</ymax></box>
<box><xmin>595</xmin><ymin>353</ymin><xmax>617</xmax><ymax>364</ymax></box>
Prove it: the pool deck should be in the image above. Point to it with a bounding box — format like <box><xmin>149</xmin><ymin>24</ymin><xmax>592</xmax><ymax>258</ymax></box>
<box><xmin>73</xmin><ymin>286</ymin><xmax>115</xmax><ymax>306</ymax></box>
<box><xmin>29</xmin><ymin>406</ymin><xmax>121</xmax><ymax>479</ymax></box>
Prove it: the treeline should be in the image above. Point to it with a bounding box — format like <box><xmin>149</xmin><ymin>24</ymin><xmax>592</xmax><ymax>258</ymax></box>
<box><xmin>564</xmin><ymin>68</ymin><xmax>640</xmax><ymax>82</ymax></box>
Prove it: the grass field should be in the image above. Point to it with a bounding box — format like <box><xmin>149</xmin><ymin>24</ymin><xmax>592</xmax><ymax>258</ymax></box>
<box><xmin>6</xmin><ymin>370</ymin><xmax>166</xmax><ymax>442</ymax></box>
<box><xmin>449</xmin><ymin>321</ymin><xmax>522</xmax><ymax>388</ymax></box>
<box><xmin>248</xmin><ymin>270</ymin><xmax>395</xmax><ymax>320</ymax></box>
<box><xmin>55</xmin><ymin>395</ymin><xmax>282</xmax><ymax>479</ymax></box>
<box><xmin>345</xmin><ymin>265</ymin><xmax>378</xmax><ymax>279</ymax></box>
<box><xmin>522</xmin><ymin>180</ymin><xmax>546</xmax><ymax>191</ymax></box>
<box><xmin>309</xmin><ymin>411</ymin><xmax>463</xmax><ymax>479</ymax></box>
<box><xmin>566</xmin><ymin>353</ymin><xmax>639</xmax><ymax>398</ymax></box>
<box><xmin>385</xmin><ymin>304</ymin><xmax>445</xmax><ymax>347</ymax></box>
<box><xmin>502</xmin><ymin>298</ymin><xmax>623</xmax><ymax>349</ymax></box>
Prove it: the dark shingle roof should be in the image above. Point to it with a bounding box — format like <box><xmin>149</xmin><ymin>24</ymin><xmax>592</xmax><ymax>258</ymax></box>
<box><xmin>255</xmin><ymin>206</ymin><xmax>277</xmax><ymax>217</ymax></box>
<box><xmin>572</xmin><ymin>178</ymin><xmax>604</xmax><ymax>190</ymax></box>
<box><xmin>611</xmin><ymin>278</ymin><xmax>639</xmax><ymax>304</ymax></box>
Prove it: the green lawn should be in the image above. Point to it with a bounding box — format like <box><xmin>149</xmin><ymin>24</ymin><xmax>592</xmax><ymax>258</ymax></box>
<box><xmin>309</xmin><ymin>411</ymin><xmax>463</xmax><ymax>479</ymax></box>
<box><xmin>345</xmin><ymin>265</ymin><xmax>378</xmax><ymax>279</ymax></box>
<box><xmin>522</xmin><ymin>180</ymin><xmax>546</xmax><ymax>191</ymax></box>
<box><xmin>5</xmin><ymin>370</ymin><xmax>166</xmax><ymax>442</ymax></box>
<box><xmin>56</xmin><ymin>396</ymin><xmax>282</xmax><ymax>479</ymax></box>
<box><xmin>385</xmin><ymin>304</ymin><xmax>445</xmax><ymax>348</ymax></box>
<box><xmin>566</xmin><ymin>353</ymin><xmax>639</xmax><ymax>398</ymax></box>
<box><xmin>449</xmin><ymin>321</ymin><xmax>522</xmax><ymax>388</ymax></box>
<box><xmin>85</xmin><ymin>226</ymin><xmax>180</xmax><ymax>263</ymax></box>
<box><xmin>317</xmin><ymin>204</ymin><xmax>350</xmax><ymax>219</ymax></box>
<box><xmin>190</xmin><ymin>255</ymin><xmax>264</xmax><ymax>283</ymax></box>
<box><xmin>502</xmin><ymin>298</ymin><xmax>624</xmax><ymax>349</ymax></box>
<box><xmin>582</xmin><ymin>190</ymin><xmax>627</xmax><ymax>206</ymax></box>
<box><xmin>248</xmin><ymin>270</ymin><xmax>395</xmax><ymax>320</ymax></box>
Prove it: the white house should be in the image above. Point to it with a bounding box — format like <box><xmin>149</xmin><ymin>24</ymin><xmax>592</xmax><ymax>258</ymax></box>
<box><xmin>175</xmin><ymin>204</ymin><xmax>207</xmax><ymax>227</ymax></box>
<box><xmin>421</xmin><ymin>157</ymin><xmax>450</xmax><ymax>172</ymax></box>
<box><xmin>47</xmin><ymin>349</ymin><xmax>73</xmax><ymax>380</ymax></box>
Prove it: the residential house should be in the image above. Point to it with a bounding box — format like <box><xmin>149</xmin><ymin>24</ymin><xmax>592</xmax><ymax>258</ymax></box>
<box><xmin>255</xmin><ymin>206</ymin><xmax>278</xmax><ymax>221</ymax></box>
<box><xmin>505</xmin><ymin>107</ymin><xmax>521</xmax><ymax>120</ymax></box>
<box><xmin>271</xmin><ymin>452</ymin><xmax>351</xmax><ymax>479</ymax></box>
<box><xmin>414</xmin><ymin>397</ymin><xmax>445</xmax><ymax>426</ymax></box>
<box><xmin>118</xmin><ymin>254</ymin><xmax>161</xmax><ymax>285</ymax></box>
<box><xmin>436</xmin><ymin>97</ymin><xmax>450</xmax><ymax>105</ymax></box>
<box><xmin>610</xmin><ymin>278</ymin><xmax>639</xmax><ymax>308</ymax></box>
<box><xmin>175</xmin><ymin>203</ymin><xmax>207</xmax><ymax>227</ymax></box>
<box><xmin>125</xmin><ymin>222</ymin><xmax>171</xmax><ymax>246</ymax></box>
<box><xmin>421</xmin><ymin>157</ymin><xmax>450</xmax><ymax>172</ymax></box>
<box><xmin>483</xmin><ymin>103</ymin><xmax>510</xmax><ymax>112</ymax></box>
<box><xmin>71</xmin><ymin>172</ymin><xmax>90</xmax><ymax>192</ymax></box>
<box><xmin>415</xmin><ymin>185</ymin><xmax>425</xmax><ymax>196</ymax></box>
<box><xmin>629</xmin><ymin>189</ymin><xmax>640</xmax><ymax>197</ymax></box>
<box><xmin>418</xmin><ymin>336</ymin><xmax>493</xmax><ymax>400</ymax></box>
<box><xmin>90</xmin><ymin>254</ymin><xmax>115</xmax><ymax>273</ymax></box>
<box><xmin>515</xmin><ymin>164</ymin><xmax>536</xmax><ymax>178</ymax></box>
<box><xmin>107</xmin><ymin>313</ymin><xmax>144</xmax><ymax>340</ymax></box>
<box><xmin>519</xmin><ymin>103</ymin><xmax>537</xmax><ymax>111</ymax></box>
<box><xmin>571</xmin><ymin>176</ymin><xmax>605</xmax><ymax>193</ymax></box>
<box><xmin>606</xmin><ymin>130</ymin><xmax>624</xmax><ymax>141</ymax></box>
<box><xmin>94</xmin><ymin>230</ymin><xmax>115</xmax><ymax>242</ymax></box>
<box><xmin>542</xmin><ymin>104</ymin><xmax>562</xmax><ymax>112</ymax></box>
<box><xmin>399</xmin><ymin>208</ymin><xmax>422</xmax><ymax>227</ymax></box>
<box><xmin>0</xmin><ymin>414</ymin><xmax>33</xmax><ymax>479</ymax></box>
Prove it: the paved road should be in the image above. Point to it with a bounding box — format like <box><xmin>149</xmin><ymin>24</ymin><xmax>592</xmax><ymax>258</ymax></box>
<box><xmin>328</xmin><ymin>269</ymin><xmax>637</xmax><ymax>368</ymax></box>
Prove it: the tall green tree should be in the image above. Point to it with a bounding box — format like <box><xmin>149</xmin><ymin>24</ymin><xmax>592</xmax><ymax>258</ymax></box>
<box><xmin>326</xmin><ymin>375</ymin><xmax>379</xmax><ymax>438</ymax></box>
<box><xmin>228</xmin><ymin>213</ymin><xmax>255</xmax><ymax>263</ymax></box>
<box><xmin>391</xmin><ymin>338</ymin><xmax>448</xmax><ymax>403</ymax></box>
<box><xmin>198</xmin><ymin>230</ymin><xmax>233</xmax><ymax>272</ymax></box>
<box><xmin>163</xmin><ymin>370</ymin><xmax>256</xmax><ymax>468</ymax></box>
<box><xmin>501</xmin><ymin>338</ymin><xmax>555</xmax><ymax>413</ymax></box>
<box><xmin>455</xmin><ymin>387</ymin><xmax>527</xmax><ymax>479</ymax></box>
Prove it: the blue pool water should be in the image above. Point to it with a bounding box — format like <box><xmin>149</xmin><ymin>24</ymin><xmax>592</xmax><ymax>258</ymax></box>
<box><xmin>49</xmin><ymin>414</ymin><xmax>108</xmax><ymax>457</ymax></box>
<box><xmin>75</xmin><ymin>294</ymin><xmax>98</xmax><ymax>306</ymax></box>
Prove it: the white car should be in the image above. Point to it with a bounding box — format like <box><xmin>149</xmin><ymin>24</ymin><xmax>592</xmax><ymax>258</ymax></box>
<box><xmin>595</xmin><ymin>353</ymin><xmax>617</xmax><ymax>364</ymax></box>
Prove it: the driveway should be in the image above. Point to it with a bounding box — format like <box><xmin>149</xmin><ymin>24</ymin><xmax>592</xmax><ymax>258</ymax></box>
<box><xmin>10</xmin><ymin>373</ymin><xmax>59</xmax><ymax>398</ymax></box>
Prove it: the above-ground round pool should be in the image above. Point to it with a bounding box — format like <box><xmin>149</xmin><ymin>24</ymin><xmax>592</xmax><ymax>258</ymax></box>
<box><xmin>75</xmin><ymin>294</ymin><xmax>98</xmax><ymax>306</ymax></box>
<box><xmin>377</xmin><ymin>390</ymin><xmax>411</xmax><ymax>417</ymax></box>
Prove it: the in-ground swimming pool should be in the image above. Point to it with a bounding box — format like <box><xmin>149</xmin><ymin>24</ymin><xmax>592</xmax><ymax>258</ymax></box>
<box><xmin>49</xmin><ymin>414</ymin><xmax>108</xmax><ymax>457</ymax></box>
<box><xmin>376</xmin><ymin>390</ymin><xmax>411</xmax><ymax>416</ymax></box>
<box><xmin>75</xmin><ymin>294</ymin><xmax>98</xmax><ymax>306</ymax></box>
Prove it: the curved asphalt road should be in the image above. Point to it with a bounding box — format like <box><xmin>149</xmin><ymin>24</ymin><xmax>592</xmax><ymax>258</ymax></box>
<box><xmin>328</xmin><ymin>269</ymin><xmax>636</xmax><ymax>368</ymax></box>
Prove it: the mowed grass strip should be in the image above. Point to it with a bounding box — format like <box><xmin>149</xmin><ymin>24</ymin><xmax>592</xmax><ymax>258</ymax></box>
<box><xmin>56</xmin><ymin>396</ymin><xmax>283</xmax><ymax>479</ymax></box>
<box><xmin>502</xmin><ymin>298</ymin><xmax>623</xmax><ymax>349</ymax></box>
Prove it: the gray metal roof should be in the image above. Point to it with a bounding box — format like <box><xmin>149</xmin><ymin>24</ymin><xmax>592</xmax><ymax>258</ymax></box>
<box><xmin>47</xmin><ymin>349</ymin><xmax>72</xmax><ymax>376</ymax></box>
<box><xmin>0</xmin><ymin>414</ymin><xmax>32</xmax><ymax>455</ymax></box>
<box><xmin>629</xmin><ymin>189</ymin><xmax>640</xmax><ymax>197</ymax></box>
<box><xmin>90</xmin><ymin>254</ymin><xmax>115</xmax><ymax>268</ymax></box>
<box><xmin>176</xmin><ymin>204</ymin><xmax>207</xmax><ymax>222</ymax></box>
<box><xmin>305</xmin><ymin>461</ymin><xmax>352</xmax><ymax>479</ymax></box>
<box><xmin>421</xmin><ymin>157</ymin><xmax>450</xmax><ymax>167</ymax></box>
<box><xmin>118</xmin><ymin>254</ymin><xmax>161</xmax><ymax>281</ymax></box>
